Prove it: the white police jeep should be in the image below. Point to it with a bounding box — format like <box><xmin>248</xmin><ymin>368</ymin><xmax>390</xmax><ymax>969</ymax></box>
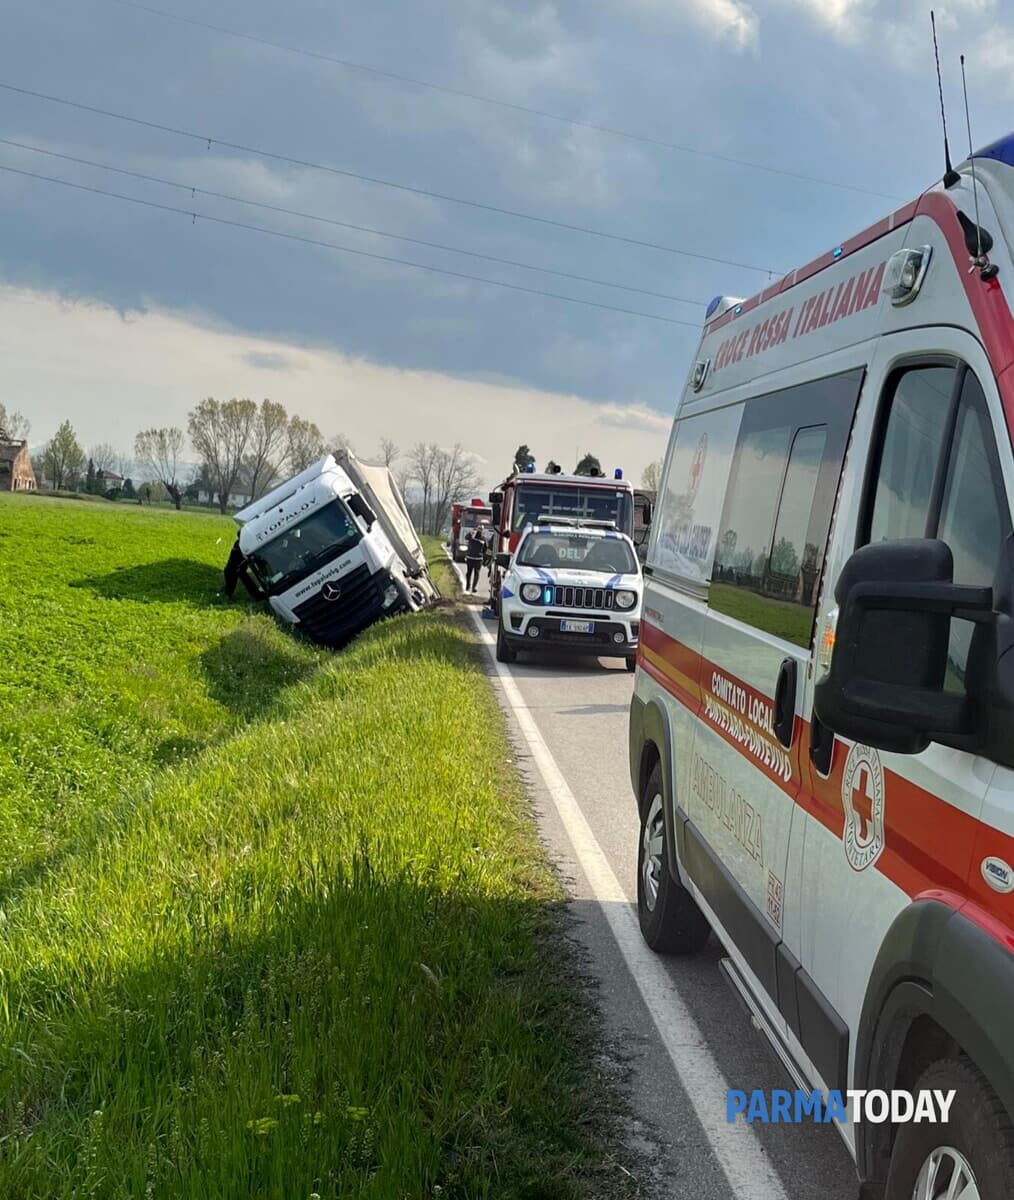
<box><xmin>494</xmin><ymin>520</ymin><xmax>642</xmax><ymax>669</ymax></box>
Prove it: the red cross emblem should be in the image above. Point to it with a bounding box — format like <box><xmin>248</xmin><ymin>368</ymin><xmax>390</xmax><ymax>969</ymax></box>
<box><xmin>688</xmin><ymin>434</ymin><xmax>707</xmax><ymax>501</ymax></box>
<box><xmin>851</xmin><ymin>766</ymin><xmax>874</xmax><ymax>844</ymax></box>
<box><xmin>842</xmin><ymin>744</ymin><xmax>885</xmax><ymax>872</ymax></box>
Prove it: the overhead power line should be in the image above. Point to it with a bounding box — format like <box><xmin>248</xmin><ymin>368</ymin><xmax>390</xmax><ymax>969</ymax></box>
<box><xmin>0</xmin><ymin>80</ymin><xmax>779</xmax><ymax>275</ymax></box>
<box><xmin>0</xmin><ymin>136</ymin><xmax>702</xmax><ymax>306</ymax></box>
<box><xmin>100</xmin><ymin>0</ymin><xmax>902</xmax><ymax>203</ymax></box>
<box><xmin>0</xmin><ymin>162</ymin><xmax>706</xmax><ymax>327</ymax></box>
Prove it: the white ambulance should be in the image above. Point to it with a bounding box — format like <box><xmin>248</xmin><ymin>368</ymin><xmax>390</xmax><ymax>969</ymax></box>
<box><xmin>630</xmin><ymin>133</ymin><xmax>1014</xmax><ymax>1198</ymax></box>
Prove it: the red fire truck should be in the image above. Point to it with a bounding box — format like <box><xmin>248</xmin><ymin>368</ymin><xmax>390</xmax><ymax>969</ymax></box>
<box><xmin>487</xmin><ymin>468</ymin><xmax>636</xmax><ymax>611</ymax></box>
<box><xmin>449</xmin><ymin>498</ymin><xmax>492</xmax><ymax>562</ymax></box>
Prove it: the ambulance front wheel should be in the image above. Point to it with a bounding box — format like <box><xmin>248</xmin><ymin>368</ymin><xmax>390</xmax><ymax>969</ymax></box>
<box><xmin>885</xmin><ymin>1057</ymin><xmax>1014</xmax><ymax>1200</ymax></box>
<box><xmin>625</xmin><ymin>655</ymin><xmax>636</xmax><ymax>673</ymax></box>
<box><xmin>637</xmin><ymin>764</ymin><xmax>710</xmax><ymax>955</ymax></box>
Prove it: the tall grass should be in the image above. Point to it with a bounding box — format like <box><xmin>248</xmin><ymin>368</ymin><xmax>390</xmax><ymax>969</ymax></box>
<box><xmin>0</xmin><ymin>497</ymin><xmax>630</xmax><ymax>1199</ymax></box>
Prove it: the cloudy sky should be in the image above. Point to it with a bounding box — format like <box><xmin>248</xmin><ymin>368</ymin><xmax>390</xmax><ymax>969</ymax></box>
<box><xmin>1</xmin><ymin>0</ymin><xmax>1012</xmax><ymax>486</ymax></box>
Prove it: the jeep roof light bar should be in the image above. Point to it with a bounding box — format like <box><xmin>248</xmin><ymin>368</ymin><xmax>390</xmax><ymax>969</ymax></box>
<box><xmin>535</xmin><ymin>515</ymin><xmax>617</xmax><ymax>530</ymax></box>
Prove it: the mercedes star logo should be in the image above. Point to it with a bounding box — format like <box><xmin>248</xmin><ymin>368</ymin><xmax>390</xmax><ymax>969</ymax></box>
<box><xmin>321</xmin><ymin>581</ymin><xmax>343</xmax><ymax>602</ymax></box>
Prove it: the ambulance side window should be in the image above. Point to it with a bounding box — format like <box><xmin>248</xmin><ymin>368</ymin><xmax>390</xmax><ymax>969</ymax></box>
<box><xmin>937</xmin><ymin>374</ymin><xmax>1009</xmax><ymax>688</ymax></box>
<box><xmin>867</xmin><ymin>366</ymin><xmax>955</xmax><ymax>543</ymax></box>
<box><xmin>709</xmin><ymin>368</ymin><xmax>864</xmax><ymax>647</ymax></box>
<box><xmin>863</xmin><ymin>365</ymin><xmax>1011</xmax><ymax>690</ymax></box>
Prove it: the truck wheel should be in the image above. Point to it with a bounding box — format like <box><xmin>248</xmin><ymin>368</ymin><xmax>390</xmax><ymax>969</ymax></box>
<box><xmin>625</xmin><ymin>655</ymin><xmax>637</xmax><ymax>672</ymax></box>
<box><xmin>495</xmin><ymin>621</ymin><xmax>517</xmax><ymax>664</ymax></box>
<box><xmin>637</xmin><ymin>764</ymin><xmax>710</xmax><ymax>954</ymax></box>
<box><xmin>885</xmin><ymin>1057</ymin><xmax>1014</xmax><ymax>1200</ymax></box>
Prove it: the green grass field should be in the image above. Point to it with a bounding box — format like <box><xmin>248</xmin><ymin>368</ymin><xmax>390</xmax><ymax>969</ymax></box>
<box><xmin>708</xmin><ymin>583</ymin><xmax>815</xmax><ymax>648</ymax></box>
<box><xmin>0</xmin><ymin>495</ymin><xmax>630</xmax><ymax>1200</ymax></box>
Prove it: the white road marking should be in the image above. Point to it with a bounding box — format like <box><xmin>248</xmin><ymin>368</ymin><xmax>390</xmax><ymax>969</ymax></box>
<box><xmin>449</xmin><ymin>557</ymin><xmax>790</xmax><ymax>1200</ymax></box>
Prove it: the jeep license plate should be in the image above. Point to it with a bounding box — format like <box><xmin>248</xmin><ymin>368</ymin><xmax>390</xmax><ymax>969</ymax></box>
<box><xmin>560</xmin><ymin>619</ymin><xmax>593</xmax><ymax>634</ymax></box>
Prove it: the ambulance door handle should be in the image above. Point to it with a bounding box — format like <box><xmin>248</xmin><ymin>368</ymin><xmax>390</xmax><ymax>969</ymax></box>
<box><xmin>773</xmin><ymin>658</ymin><xmax>798</xmax><ymax>748</ymax></box>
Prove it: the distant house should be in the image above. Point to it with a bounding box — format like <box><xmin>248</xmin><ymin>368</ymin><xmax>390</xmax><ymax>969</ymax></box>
<box><xmin>197</xmin><ymin>488</ymin><xmax>253</xmax><ymax>509</ymax></box>
<box><xmin>98</xmin><ymin>469</ymin><xmax>124</xmax><ymax>487</ymax></box>
<box><xmin>0</xmin><ymin>434</ymin><xmax>37</xmax><ymax>492</ymax></box>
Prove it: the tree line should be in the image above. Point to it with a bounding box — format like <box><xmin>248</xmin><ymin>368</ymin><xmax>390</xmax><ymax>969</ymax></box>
<box><xmin>8</xmin><ymin>399</ymin><xmax>486</xmax><ymax>534</ymax></box>
<box><xmin>5</xmin><ymin>399</ymin><xmax>664</xmax><ymax>525</ymax></box>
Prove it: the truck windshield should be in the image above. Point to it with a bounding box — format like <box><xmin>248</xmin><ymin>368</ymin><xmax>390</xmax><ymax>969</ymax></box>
<box><xmin>518</xmin><ymin>532</ymin><xmax>637</xmax><ymax>575</ymax></box>
<box><xmin>513</xmin><ymin>486</ymin><xmax>632</xmax><ymax>535</ymax></box>
<box><xmin>461</xmin><ymin>508</ymin><xmax>491</xmax><ymax>532</ymax></box>
<box><xmin>247</xmin><ymin>500</ymin><xmax>362</xmax><ymax>591</ymax></box>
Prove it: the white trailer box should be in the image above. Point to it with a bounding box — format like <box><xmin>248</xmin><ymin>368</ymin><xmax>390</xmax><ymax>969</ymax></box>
<box><xmin>233</xmin><ymin>454</ymin><xmax>437</xmax><ymax>646</ymax></box>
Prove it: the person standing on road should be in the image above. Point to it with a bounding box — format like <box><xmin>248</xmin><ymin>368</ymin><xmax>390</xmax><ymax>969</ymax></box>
<box><xmin>464</xmin><ymin>523</ymin><xmax>486</xmax><ymax>594</ymax></box>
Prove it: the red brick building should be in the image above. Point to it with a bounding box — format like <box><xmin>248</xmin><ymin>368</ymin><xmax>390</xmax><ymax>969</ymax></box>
<box><xmin>0</xmin><ymin>436</ymin><xmax>37</xmax><ymax>492</ymax></box>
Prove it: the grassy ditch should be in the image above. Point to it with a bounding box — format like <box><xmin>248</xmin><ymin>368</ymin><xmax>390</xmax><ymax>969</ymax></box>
<box><xmin>0</xmin><ymin>496</ymin><xmax>630</xmax><ymax>1199</ymax></box>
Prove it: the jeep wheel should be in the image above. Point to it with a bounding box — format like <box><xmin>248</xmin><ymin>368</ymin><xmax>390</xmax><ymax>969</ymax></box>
<box><xmin>885</xmin><ymin>1057</ymin><xmax>1014</xmax><ymax>1200</ymax></box>
<box><xmin>495</xmin><ymin>621</ymin><xmax>517</xmax><ymax>664</ymax></box>
<box><xmin>637</xmin><ymin>764</ymin><xmax>710</xmax><ymax>954</ymax></box>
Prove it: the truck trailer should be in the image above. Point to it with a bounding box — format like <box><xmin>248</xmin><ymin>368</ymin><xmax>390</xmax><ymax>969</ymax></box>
<box><xmin>232</xmin><ymin>451</ymin><xmax>438</xmax><ymax>646</ymax></box>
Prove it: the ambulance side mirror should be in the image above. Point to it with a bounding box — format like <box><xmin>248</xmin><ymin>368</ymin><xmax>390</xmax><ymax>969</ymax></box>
<box><xmin>495</xmin><ymin>552</ymin><xmax>511</xmax><ymax>570</ymax></box>
<box><xmin>813</xmin><ymin>539</ymin><xmax>994</xmax><ymax>755</ymax></box>
<box><xmin>490</xmin><ymin>498</ymin><xmax>502</xmax><ymax>528</ymax></box>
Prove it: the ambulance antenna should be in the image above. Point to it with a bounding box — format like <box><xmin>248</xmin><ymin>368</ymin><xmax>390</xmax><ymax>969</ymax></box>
<box><xmin>931</xmin><ymin>11</ymin><xmax>961</xmax><ymax>188</ymax></box>
<box><xmin>960</xmin><ymin>55</ymin><xmax>983</xmax><ymax>257</ymax></box>
<box><xmin>959</xmin><ymin>53</ymin><xmax>998</xmax><ymax>280</ymax></box>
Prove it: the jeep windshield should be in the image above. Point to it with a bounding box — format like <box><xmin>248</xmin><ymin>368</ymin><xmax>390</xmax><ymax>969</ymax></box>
<box><xmin>518</xmin><ymin>532</ymin><xmax>637</xmax><ymax>575</ymax></box>
<box><xmin>513</xmin><ymin>485</ymin><xmax>632</xmax><ymax>535</ymax></box>
<box><xmin>247</xmin><ymin>500</ymin><xmax>361</xmax><ymax>592</ymax></box>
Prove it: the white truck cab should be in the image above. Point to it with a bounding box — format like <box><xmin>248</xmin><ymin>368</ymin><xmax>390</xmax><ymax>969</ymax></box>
<box><xmin>630</xmin><ymin>132</ymin><xmax>1014</xmax><ymax>1199</ymax></box>
<box><xmin>235</xmin><ymin>453</ymin><xmax>435</xmax><ymax>646</ymax></box>
<box><xmin>495</xmin><ymin>519</ymin><xmax>642</xmax><ymax>670</ymax></box>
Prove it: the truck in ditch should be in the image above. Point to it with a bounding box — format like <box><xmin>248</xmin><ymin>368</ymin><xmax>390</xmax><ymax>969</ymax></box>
<box><xmin>231</xmin><ymin>451</ymin><xmax>438</xmax><ymax>646</ymax></box>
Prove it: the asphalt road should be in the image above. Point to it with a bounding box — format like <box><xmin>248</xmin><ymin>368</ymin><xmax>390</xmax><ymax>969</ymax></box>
<box><xmin>452</xmin><ymin>559</ymin><xmax>858</xmax><ymax>1200</ymax></box>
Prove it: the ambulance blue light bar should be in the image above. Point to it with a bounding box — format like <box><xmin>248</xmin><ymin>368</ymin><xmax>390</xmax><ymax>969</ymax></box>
<box><xmin>973</xmin><ymin>132</ymin><xmax>1014</xmax><ymax>169</ymax></box>
<box><xmin>614</xmin><ymin>468</ymin><xmax>623</xmax><ymax>479</ymax></box>
<box><xmin>705</xmin><ymin>295</ymin><xmax>722</xmax><ymax>318</ymax></box>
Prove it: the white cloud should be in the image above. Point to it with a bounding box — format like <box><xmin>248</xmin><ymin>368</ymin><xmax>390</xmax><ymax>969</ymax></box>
<box><xmin>597</xmin><ymin>402</ymin><xmax>672</xmax><ymax>433</ymax></box>
<box><xmin>241</xmin><ymin>349</ymin><xmax>301</xmax><ymax>371</ymax></box>
<box><xmin>1</xmin><ymin>286</ymin><xmax>670</xmax><ymax>489</ymax></box>
<box><xmin>785</xmin><ymin>0</ymin><xmax>871</xmax><ymax>41</ymax></box>
<box><xmin>624</xmin><ymin>0</ymin><xmax>759</xmax><ymax>51</ymax></box>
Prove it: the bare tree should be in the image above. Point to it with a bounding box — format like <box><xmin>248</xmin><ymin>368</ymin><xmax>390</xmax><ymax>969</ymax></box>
<box><xmin>407</xmin><ymin>442</ymin><xmax>481</xmax><ymax>535</ymax></box>
<box><xmin>286</xmin><ymin>415</ymin><xmax>327</xmax><ymax>473</ymax></box>
<box><xmin>188</xmin><ymin>397</ymin><xmax>257</xmax><ymax>514</ymax></box>
<box><xmin>41</xmin><ymin>420</ymin><xmax>86</xmax><ymax>490</ymax></box>
<box><xmin>328</xmin><ymin>431</ymin><xmax>355</xmax><ymax>457</ymax></box>
<box><xmin>244</xmin><ymin>399</ymin><xmax>289</xmax><ymax>499</ymax></box>
<box><xmin>641</xmin><ymin>460</ymin><xmax>663</xmax><ymax>491</ymax></box>
<box><xmin>406</xmin><ymin>442</ymin><xmax>440</xmax><ymax>534</ymax></box>
<box><xmin>431</xmin><ymin>444</ymin><xmax>483</xmax><ymax>536</ymax></box>
<box><xmin>89</xmin><ymin>442</ymin><xmax>120</xmax><ymax>477</ymax></box>
<box><xmin>135</xmin><ymin>427</ymin><xmax>186</xmax><ymax>510</ymax></box>
<box><xmin>0</xmin><ymin>403</ymin><xmax>30</xmax><ymax>440</ymax></box>
<box><xmin>378</xmin><ymin>437</ymin><xmax>399</xmax><ymax>468</ymax></box>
